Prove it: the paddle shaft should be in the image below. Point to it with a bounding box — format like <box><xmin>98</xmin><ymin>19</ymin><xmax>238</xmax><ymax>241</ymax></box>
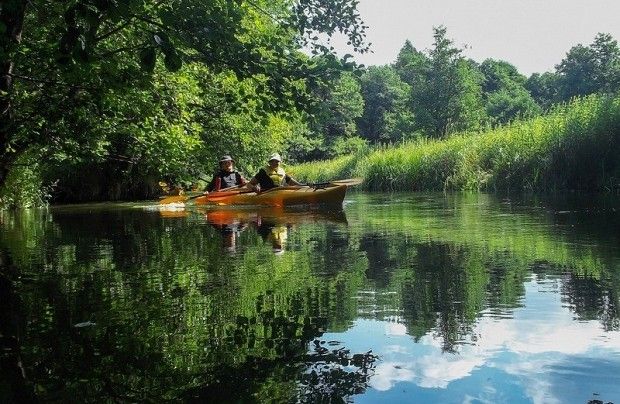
<box><xmin>303</xmin><ymin>178</ymin><xmax>363</xmax><ymax>187</ymax></box>
<box><xmin>160</xmin><ymin>185</ymin><xmax>246</xmax><ymax>204</ymax></box>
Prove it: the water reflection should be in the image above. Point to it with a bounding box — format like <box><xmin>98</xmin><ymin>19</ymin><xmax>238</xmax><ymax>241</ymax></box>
<box><xmin>202</xmin><ymin>209</ymin><xmax>249</xmax><ymax>253</ymax></box>
<box><xmin>197</xmin><ymin>207</ymin><xmax>348</xmax><ymax>254</ymax></box>
<box><xmin>1</xmin><ymin>193</ymin><xmax>619</xmax><ymax>402</ymax></box>
<box><xmin>338</xmin><ymin>273</ymin><xmax>620</xmax><ymax>404</ymax></box>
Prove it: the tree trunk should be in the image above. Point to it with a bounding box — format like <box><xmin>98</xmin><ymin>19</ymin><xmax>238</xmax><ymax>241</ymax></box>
<box><xmin>0</xmin><ymin>0</ymin><xmax>28</xmax><ymax>189</ymax></box>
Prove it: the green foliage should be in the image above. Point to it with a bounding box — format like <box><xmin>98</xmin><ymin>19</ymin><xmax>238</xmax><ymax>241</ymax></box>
<box><xmin>556</xmin><ymin>33</ymin><xmax>620</xmax><ymax>100</ymax></box>
<box><xmin>525</xmin><ymin>72</ymin><xmax>560</xmax><ymax>110</ymax></box>
<box><xmin>292</xmin><ymin>94</ymin><xmax>620</xmax><ymax>192</ymax></box>
<box><xmin>479</xmin><ymin>59</ymin><xmax>541</xmax><ymax>125</ymax></box>
<box><xmin>0</xmin><ymin>0</ymin><xmax>370</xmax><ymax>199</ymax></box>
<box><xmin>393</xmin><ymin>40</ymin><xmax>429</xmax><ymax>87</ymax></box>
<box><xmin>485</xmin><ymin>85</ymin><xmax>541</xmax><ymax>125</ymax></box>
<box><xmin>280</xmin><ymin>120</ymin><xmax>323</xmax><ymax>164</ymax></box>
<box><xmin>479</xmin><ymin>59</ymin><xmax>527</xmax><ymax>93</ymax></box>
<box><xmin>0</xmin><ymin>150</ymin><xmax>48</xmax><ymax>209</ymax></box>
<box><xmin>411</xmin><ymin>26</ymin><xmax>486</xmax><ymax>138</ymax></box>
<box><xmin>358</xmin><ymin>65</ymin><xmax>414</xmax><ymax>143</ymax></box>
<box><xmin>289</xmin><ymin>153</ymin><xmax>363</xmax><ymax>183</ymax></box>
<box><xmin>329</xmin><ymin>135</ymin><xmax>369</xmax><ymax>157</ymax></box>
<box><xmin>317</xmin><ymin>72</ymin><xmax>364</xmax><ymax>140</ymax></box>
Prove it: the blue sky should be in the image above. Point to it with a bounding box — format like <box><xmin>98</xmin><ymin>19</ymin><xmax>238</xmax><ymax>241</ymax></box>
<box><xmin>330</xmin><ymin>0</ymin><xmax>620</xmax><ymax>76</ymax></box>
<box><xmin>319</xmin><ymin>277</ymin><xmax>620</xmax><ymax>403</ymax></box>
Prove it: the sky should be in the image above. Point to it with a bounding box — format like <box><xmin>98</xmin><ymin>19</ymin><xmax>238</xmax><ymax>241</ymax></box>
<box><xmin>322</xmin><ymin>277</ymin><xmax>620</xmax><ymax>403</ymax></box>
<box><xmin>330</xmin><ymin>0</ymin><xmax>620</xmax><ymax>76</ymax></box>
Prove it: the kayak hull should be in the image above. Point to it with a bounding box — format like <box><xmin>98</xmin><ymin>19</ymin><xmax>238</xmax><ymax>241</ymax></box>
<box><xmin>194</xmin><ymin>185</ymin><xmax>347</xmax><ymax>207</ymax></box>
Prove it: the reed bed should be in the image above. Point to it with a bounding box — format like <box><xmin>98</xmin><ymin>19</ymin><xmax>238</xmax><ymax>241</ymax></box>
<box><xmin>291</xmin><ymin>94</ymin><xmax>620</xmax><ymax>192</ymax></box>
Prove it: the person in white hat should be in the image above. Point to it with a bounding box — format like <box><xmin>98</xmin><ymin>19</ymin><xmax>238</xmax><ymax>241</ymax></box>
<box><xmin>248</xmin><ymin>152</ymin><xmax>301</xmax><ymax>192</ymax></box>
<box><xmin>206</xmin><ymin>155</ymin><xmax>247</xmax><ymax>192</ymax></box>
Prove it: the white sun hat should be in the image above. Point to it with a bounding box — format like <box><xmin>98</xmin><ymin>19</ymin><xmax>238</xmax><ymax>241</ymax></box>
<box><xmin>268</xmin><ymin>153</ymin><xmax>282</xmax><ymax>162</ymax></box>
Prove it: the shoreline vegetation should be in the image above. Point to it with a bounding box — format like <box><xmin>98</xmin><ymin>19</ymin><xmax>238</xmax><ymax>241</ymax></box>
<box><xmin>291</xmin><ymin>94</ymin><xmax>620</xmax><ymax>193</ymax></box>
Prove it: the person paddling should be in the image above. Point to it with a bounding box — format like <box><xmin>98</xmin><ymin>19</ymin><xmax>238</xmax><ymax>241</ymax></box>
<box><xmin>248</xmin><ymin>153</ymin><xmax>301</xmax><ymax>192</ymax></box>
<box><xmin>207</xmin><ymin>155</ymin><xmax>247</xmax><ymax>192</ymax></box>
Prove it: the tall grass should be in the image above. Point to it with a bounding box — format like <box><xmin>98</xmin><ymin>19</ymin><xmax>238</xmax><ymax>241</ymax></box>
<box><xmin>291</xmin><ymin>94</ymin><xmax>620</xmax><ymax>192</ymax></box>
<box><xmin>288</xmin><ymin>151</ymin><xmax>366</xmax><ymax>184</ymax></box>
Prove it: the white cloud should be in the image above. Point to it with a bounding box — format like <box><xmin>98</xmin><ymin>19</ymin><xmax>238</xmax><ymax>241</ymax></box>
<box><xmin>357</xmin><ymin>277</ymin><xmax>620</xmax><ymax>401</ymax></box>
<box><xmin>370</xmin><ymin>362</ymin><xmax>416</xmax><ymax>391</ymax></box>
<box><xmin>385</xmin><ymin>322</ymin><xmax>408</xmax><ymax>336</ymax></box>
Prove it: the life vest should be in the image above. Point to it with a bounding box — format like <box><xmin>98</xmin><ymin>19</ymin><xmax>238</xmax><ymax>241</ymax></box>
<box><xmin>262</xmin><ymin>166</ymin><xmax>286</xmax><ymax>187</ymax></box>
<box><xmin>207</xmin><ymin>170</ymin><xmax>243</xmax><ymax>191</ymax></box>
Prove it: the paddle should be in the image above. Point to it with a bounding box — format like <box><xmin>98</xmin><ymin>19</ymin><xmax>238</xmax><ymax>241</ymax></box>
<box><xmin>158</xmin><ymin>193</ymin><xmax>201</xmax><ymax>205</ymax></box>
<box><xmin>305</xmin><ymin>178</ymin><xmax>363</xmax><ymax>188</ymax></box>
<box><xmin>159</xmin><ymin>185</ymin><xmax>246</xmax><ymax>205</ymax></box>
<box><xmin>205</xmin><ymin>188</ymin><xmax>255</xmax><ymax>200</ymax></box>
<box><xmin>246</xmin><ymin>179</ymin><xmax>362</xmax><ymax>195</ymax></box>
<box><xmin>227</xmin><ymin>179</ymin><xmax>362</xmax><ymax>196</ymax></box>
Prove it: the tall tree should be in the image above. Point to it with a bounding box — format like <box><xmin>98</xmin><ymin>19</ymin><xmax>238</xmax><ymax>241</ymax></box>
<box><xmin>479</xmin><ymin>59</ymin><xmax>526</xmax><ymax>94</ymax></box>
<box><xmin>411</xmin><ymin>26</ymin><xmax>485</xmax><ymax>138</ymax></box>
<box><xmin>393</xmin><ymin>40</ymin><xmax>429</xmax><ymax>88</ymax></box>
<box><xmin>312</xmin><ymin>71</ymin><xmax>364</xmax><ymax>150</ymax></box>
<box><xmin>0</xmin><ymin>0</ymin><xmax>28</xmax><ymax>186</ymax></box>
<box><xmin>358</xmin><ymin>65</ymin><xmax>414</xmax><ymax>143</ymax></box>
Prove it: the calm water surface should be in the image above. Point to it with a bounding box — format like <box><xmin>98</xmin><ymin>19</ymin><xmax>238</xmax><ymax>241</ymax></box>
<box><xmin>1</xmin><ymin>193</ymin><xmax>619</xmax><ymax>403</ymax></box>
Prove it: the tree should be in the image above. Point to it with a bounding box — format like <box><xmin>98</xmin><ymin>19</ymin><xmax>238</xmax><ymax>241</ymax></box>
<box><xmin>411</xmin><ymin>26</ymin><xmax>485</xmax><ymax>138</ymax></box>
<box><xmin>358</xmin><ymin>65</ymin><xmax>414</xmax><ymax>143</ymax></box>
<box><xmin>0</xmin><ymin>0</ymin><xmax>369</xmax><ymax>191</ymax></box>
<box><xmin>478</xmin><ymin>59</ymin><xmax>541</xmax><ymax>125</ymax></box>
<box><xmin>393</xmin><ymin>40</ymin><xmax>429</xmax><ymax>88</ymax></box>
<box><xmin>484</xmin><ymin>86</ymin><xmax>541</xmax><ymax>125</ymax></box>
<box><xmin>310</xmin><ymin>71</ymin><xmax>365</xmax><ymax>157</ymax></box>
<box><xmin>556</xmin><ymin>33</ymin><xmax>620</xmax><ymax>100</ymax></box>
<box><xmin>525</xmin><ymin>72</ymin><xmax>560</xmax><ymax>110</ymax></box>
<box><xmin>478</xmin><ymin>59</ymin><xmax>526</xmax><ymax>94</ymax></box>
<box><xmin>556</xmin><ymin>44</ymin><xmax>599</xmax><ymax>100</ymax></box>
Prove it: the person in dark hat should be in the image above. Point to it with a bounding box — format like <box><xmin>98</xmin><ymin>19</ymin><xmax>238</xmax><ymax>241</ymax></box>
<box><xmin>206</xmin><ymin>155</ymin><xmax>247</xmax><ymax>192</ymax></box>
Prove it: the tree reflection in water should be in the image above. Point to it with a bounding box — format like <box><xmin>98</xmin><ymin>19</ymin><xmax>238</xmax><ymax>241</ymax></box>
<box><xmin>185</xmin><ymin>337</ymin><xmax>377</xmax><ymax>402</ymax></box>
<box><xmin>1</xmin><ymin>194</ymin><xmax>620</xmax><ymax>402</ymax></box>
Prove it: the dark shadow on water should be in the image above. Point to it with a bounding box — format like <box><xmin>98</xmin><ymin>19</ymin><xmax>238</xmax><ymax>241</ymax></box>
<box><xmin>0</xmin><ymin>250</ymin><xmax>37</xmax><ymax>403</ymax></box>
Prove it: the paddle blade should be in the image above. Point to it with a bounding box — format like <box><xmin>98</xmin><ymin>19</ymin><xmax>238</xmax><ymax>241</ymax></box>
<box><xmin>159</xmin><ymin>195</ymin><xmax>189</xmax><ymax>205</ymax></box>
<box><xmin>330</xmin><ymin>178</ymin><xmax>363</xmax><ymax>186</ymax></box>
<box><xmin>309</xmin><ymin>178</ymin><xmax>363</xmax><ymax>187</ymax></box>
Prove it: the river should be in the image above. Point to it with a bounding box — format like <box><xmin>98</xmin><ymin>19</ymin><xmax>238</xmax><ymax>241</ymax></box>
<box><xmin>1</xmin><ymin>192</ymin><xmax>619</xmax><ymax>403</ymax></box>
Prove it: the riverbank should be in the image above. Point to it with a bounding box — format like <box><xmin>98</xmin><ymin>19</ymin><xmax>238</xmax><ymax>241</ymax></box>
<box><xmin>291</xmin><ymin>94</ymin><xmax>620</xmax><ymax>192</ymax></box>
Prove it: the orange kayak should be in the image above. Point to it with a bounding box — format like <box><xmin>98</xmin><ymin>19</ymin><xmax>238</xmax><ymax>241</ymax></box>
<box><xmin>193</xmin><ymin>185</ymin><xmax>347</xmax><ymax>207</ymax></box>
